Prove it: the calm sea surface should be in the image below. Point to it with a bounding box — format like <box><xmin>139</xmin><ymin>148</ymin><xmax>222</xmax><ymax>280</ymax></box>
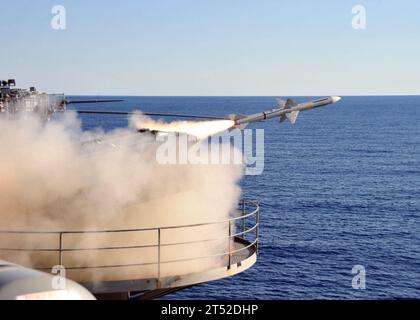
<box><xmin>70</xmin><ymin>96</ymin><xmax>420</xmax><ymax>299</ymax></box>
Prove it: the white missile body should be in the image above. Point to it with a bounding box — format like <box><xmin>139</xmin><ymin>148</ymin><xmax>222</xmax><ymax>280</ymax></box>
<box><xmin>233</xmin><ymin>96</ymin><xmax>341</xmax><ymax>128</ymax></box>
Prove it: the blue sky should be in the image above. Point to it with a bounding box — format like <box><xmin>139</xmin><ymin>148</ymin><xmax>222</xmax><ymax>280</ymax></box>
<box><xmin>1</xmin><ymin>0</ymin><xmax>419</xmax><ymax>95</ymax></box>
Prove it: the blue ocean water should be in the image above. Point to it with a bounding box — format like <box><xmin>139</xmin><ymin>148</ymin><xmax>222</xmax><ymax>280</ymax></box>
<box><xmin>71</xmin><ymin>96</ymin><xmax>420</xmax><ymax>300</ymax></box>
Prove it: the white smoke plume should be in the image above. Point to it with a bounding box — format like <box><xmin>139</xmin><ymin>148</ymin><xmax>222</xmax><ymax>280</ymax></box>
<box><xmin>0</xmin><ymin>113</ymin><xmax>243</xmax><ymax>284</ymax></box>
<box><xmin>130</xmin><ymin>114</ymin><xmax>235</xmax><ymax>140</ymax></box>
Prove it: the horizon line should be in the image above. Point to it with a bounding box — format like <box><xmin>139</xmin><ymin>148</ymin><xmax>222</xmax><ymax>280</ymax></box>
<box><xmin>64</xmin><ymin>93</ymin><xmax>420</xmax><ymax>97</ymax></box>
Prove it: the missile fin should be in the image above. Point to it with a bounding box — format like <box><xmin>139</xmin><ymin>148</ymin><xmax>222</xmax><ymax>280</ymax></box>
<box><xmin>276</xmin><ymin>98</ymin><xmax>287</xmax><ymax>109</ymax></box>
<box><xmin>277</xmin><ymin>98</ymin><xmax>298</xmax><ymax>110</ymax></box>
<box><xmin>286</xmin><ymin>111</ymin><xmax>300</xmax><ymax>124</ymax></box>
<box><xmin>235</xmin><ymin>124</ymin><xmax>248</xmax><ymax>130</ymax></box>
<box><xmin>280</xmin><ymin>114</ymin><xmax>287</xmax><ymax>123</ymax></box>
<box><xmin>285</xmin><ymin>99</ymin><xmax>298</xmax><ymax>108</ymax></box>
<box><xmin>229</xmin><ymin>113</ymin><xmax>247</xmax><ymax>121</ymax></box>
<box><xmin>231</xmin><ymin>114</ymin><xmax>249</xmax><ymax>129</ymax></box>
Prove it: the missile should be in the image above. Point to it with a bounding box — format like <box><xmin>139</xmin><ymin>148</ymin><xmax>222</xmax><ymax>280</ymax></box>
<box><xmin>233</xmin><ymin>96</ymin><xmax>341</xmax><ymax>128</ymax></box>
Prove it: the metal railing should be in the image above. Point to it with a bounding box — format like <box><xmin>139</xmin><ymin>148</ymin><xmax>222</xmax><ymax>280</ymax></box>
<box><xmin>0</xmin><ymin>200</ymin><xmax>259</xmax><ymax>281</ymax></box>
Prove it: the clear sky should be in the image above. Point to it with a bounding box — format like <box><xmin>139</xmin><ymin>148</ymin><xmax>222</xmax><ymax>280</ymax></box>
<box><xmin>1</xmin><ymin>0</ymin><xmax>419</xmax><ymax>96</ymax></box>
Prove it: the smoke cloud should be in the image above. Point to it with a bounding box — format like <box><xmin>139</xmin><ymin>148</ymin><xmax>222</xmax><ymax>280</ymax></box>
<box><xmin>0</xmin><ymin>113</ymin><xmax>243</xmax><ymax>284</ymax></box>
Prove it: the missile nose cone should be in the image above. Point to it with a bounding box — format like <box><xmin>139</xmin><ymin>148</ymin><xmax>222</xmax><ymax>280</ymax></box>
<box><xmin>331</xmin><ymin>96</ymin><xmax>342</xmax><ymax>103</ymax></box>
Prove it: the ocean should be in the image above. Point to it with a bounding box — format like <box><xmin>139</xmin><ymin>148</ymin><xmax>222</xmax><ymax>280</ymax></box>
<box><xmin>70</xmin><ymin>96</ymin><xmax>420</xmax><ymax>300</ymax></box>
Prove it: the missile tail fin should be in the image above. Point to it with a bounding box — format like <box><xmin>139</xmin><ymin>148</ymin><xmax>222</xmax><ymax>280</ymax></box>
<box><xmin>230</xmin><ymin>113</ymin><xmax>246</xmax><ymax>121</ymax></box>
<box><xmin>235</xmin><ymin>124</ymin><xmax>248</xmax><ymax>130</ymax></box>
<box><xmin>231</xmin><ymin>114</ymin><xmax>249</xmax><ymax>129</ymax></box>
